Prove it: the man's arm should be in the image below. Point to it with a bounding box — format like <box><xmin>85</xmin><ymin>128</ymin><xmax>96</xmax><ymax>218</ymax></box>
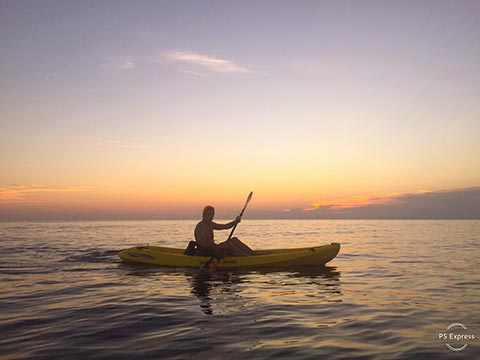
<box><xmin>212</xmin><ymin>217</ymin><xmax>241</xmax><ymax>230</ymax></box>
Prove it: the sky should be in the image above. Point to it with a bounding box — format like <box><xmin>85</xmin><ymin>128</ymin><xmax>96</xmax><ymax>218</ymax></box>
<box><xmin>1</xmin><ymin>0</ymin><xmax>479</xmax><ymax>220</ymax></box>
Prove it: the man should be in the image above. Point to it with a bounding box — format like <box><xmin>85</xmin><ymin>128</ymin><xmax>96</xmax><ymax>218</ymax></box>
<box><xmin>194</xmin><ymin>205</ymin><xmax>256</xmax><ymax>257</ymax></box>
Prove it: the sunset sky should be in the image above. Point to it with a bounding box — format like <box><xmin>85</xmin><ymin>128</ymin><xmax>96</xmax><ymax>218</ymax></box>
<box><xmin>1</xmin><ymin>1</ymin><xmax>479</xmax><ymax>220</ymax></box>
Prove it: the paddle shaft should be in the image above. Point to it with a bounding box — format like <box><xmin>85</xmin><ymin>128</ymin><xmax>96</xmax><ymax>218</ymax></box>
<box><xmin>226</xmin><ymin>198</ymin><xmax>249</xmax><ymax>241</ymax></box>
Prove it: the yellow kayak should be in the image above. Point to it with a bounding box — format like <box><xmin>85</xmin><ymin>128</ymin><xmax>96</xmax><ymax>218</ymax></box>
<box><xmin>118</xmin><ymin>243</ymin><xmax>340</xmax><ymax>269</ymax></box>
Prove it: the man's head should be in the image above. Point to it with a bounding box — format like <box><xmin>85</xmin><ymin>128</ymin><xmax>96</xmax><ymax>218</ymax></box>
<box><xmin>202</xmin><ymin>205</ymin><xmax>215</xmax><ymax>221</ymax></box>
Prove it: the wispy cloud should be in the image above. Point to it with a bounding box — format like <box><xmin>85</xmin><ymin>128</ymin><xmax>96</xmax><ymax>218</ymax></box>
<box><xmin>104</xmin><ymin>50</ymin><xmax>250</xmax><ymax>75</ymax></box>
<box><xmin>0</xmin><ymin>184</ymin><xmax>87</xmax><ymax>203</ymax></box>
<box><xmin>164</xmin><ymin>50</ymin><xmax>250</xmax><ymax>74</ymax></box>
<box><xmin>179</xmin><ymin>69</ymin><xmax>210</xmax><ymax>77</ymax></box>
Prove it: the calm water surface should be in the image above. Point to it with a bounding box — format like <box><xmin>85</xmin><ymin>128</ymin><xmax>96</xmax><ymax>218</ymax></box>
<box><xmin>1</xmin><ymin>220</ymin><xmax>479</xmax><ymax>359</ymax></box>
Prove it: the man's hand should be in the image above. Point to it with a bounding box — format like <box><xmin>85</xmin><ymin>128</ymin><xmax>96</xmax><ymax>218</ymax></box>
<box><xmin>235</xmin><ymin>215</ymin><xmax>242</xmax><ymax>224</ymax></box>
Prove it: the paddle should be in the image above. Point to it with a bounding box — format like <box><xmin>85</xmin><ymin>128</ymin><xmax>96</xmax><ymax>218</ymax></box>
<box><xmin>201</xmin><ymin>192</ymin><xmax>253</xmax><ymax>273</ymax></box>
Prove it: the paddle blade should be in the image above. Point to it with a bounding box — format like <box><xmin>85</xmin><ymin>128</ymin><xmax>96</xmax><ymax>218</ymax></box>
<box><xmin>246</xmin><ymin>191</ymin><xmax>253</xmax><ymax>205</ymax></box>
<box><xmin>238</xmin><ymin>192</ymin><xmax>253</xmax><ymax>218</ymax></box>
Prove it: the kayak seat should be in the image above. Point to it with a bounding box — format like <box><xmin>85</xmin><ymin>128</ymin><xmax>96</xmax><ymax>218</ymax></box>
<box><xmin>183</xmin><ymin>241</ymin><xmax>198</xmax><ymax>256</ymax></box>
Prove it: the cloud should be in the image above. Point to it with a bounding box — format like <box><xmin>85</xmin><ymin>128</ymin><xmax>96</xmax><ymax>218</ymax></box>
<box><xmin>0</xmin><ymin>184</ymin><xmax>87</xmax><ymax>203</ymax></box>
<box><xmin>281</xmin><ymin>187</ymin><xmax>480</xmax><ymax>219</ymax></box>
<box><xmin>179</xmin><ymin>69</ymin><xmax>210</xmax><ymax>77</ymax></box>
<box><xmin>104</xmin><ymin>50</ymin><xmax>250</xmax><ymax>75</ymax></box>
<box><xmin>164</xmin><ymin>50</ymin><xmax>250</xmax><ymax>74</ymax></box>
<box><xmin>247</xmin><ymin>187</ymin><xmax>480</xmax><ymax>219</ymax></box>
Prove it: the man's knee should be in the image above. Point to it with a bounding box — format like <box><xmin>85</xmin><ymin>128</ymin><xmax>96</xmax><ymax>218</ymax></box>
<box><xmin>229</xmin><ymin>237</ymin><xmax>241</xmax><ymax>244</ymax></box>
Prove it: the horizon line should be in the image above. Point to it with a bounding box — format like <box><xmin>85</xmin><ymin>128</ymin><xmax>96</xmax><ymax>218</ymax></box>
<box><xmin>1</xmin><ymin>217</ymin><xmax>479</xmax><ymax>223</ymax></box>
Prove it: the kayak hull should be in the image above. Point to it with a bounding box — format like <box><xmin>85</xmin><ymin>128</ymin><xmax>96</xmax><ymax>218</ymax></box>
<box><xmin>118</xmin><ymin>243</ymin><xmax>340</xmax><ymax>269</ymax></box>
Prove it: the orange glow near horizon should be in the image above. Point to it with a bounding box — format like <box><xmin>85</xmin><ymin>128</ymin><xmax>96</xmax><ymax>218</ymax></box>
<box><xmin>311</xmin><ymin>193</ymin><xmax>402</xmax><ymax>211</ymax></box>
<box><xmin>0</xmin><ymin>184</ymin><xmax>457</xmax><ymax>217</ymax></box>
<box><xmin>1</xmin><ymin>182</ymin><xmax>479</xmax><ymax>220</ymax></box>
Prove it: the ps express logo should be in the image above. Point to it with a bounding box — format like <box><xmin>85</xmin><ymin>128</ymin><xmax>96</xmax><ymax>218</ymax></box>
<box><xmin>438</xmin><ymin>323</ymin><xmax>476</xmax><ymax>352</ymax></box>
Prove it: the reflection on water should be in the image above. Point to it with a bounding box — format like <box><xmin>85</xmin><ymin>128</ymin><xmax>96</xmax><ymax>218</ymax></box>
<box><xmin>189</xmin><ymin>266</ymin><xmax>342</xmax><ymax>315</ymax></box>
<box><xmin>190</xmin><ymin>272</ymin><xmax>214</xmax><ymax>314</ymax></box>
<box><xmin>121</xmin><ymin>264</ymin><xmax>342</xmax><ymax>316</ymax></box>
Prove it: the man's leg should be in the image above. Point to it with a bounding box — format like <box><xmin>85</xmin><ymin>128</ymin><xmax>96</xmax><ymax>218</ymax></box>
<box><xmin>215</xmin><ymin>242</ymin><xmax>229</xmax><ymax>257</ymax></box>
<box><xmin>228</xmin><ymin>237</ymin><xmax>256</xmax><ymax>256</ymax></box>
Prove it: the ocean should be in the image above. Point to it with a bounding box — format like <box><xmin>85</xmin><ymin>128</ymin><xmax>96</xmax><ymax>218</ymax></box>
<box><xmin>1</xmin><ymin>220</ymin><xmax>479</xmax><ymax>359</ymax></box>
